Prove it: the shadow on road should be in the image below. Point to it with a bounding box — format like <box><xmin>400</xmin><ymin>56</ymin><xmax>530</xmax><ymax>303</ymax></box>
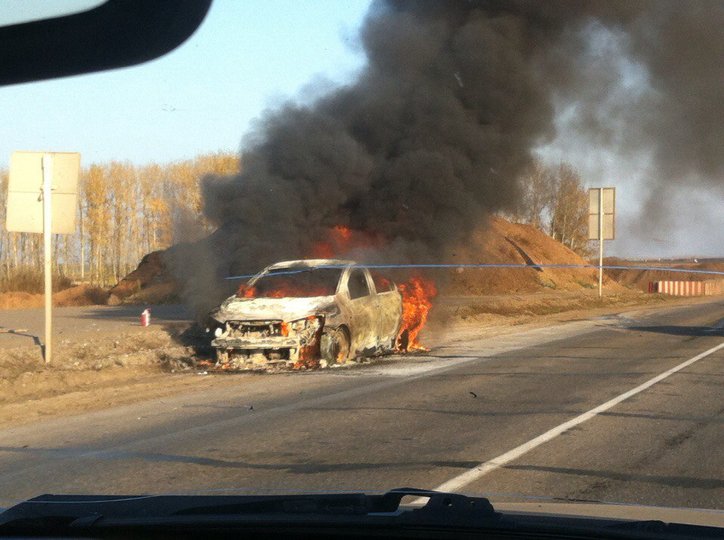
<box><xmin>0</xmin><ymin>327</ymin><xmax>42</xmax><ymax>348</ymax></box>
<box><xmin>0</xmin><ymin>445</ymin><xmax>481</xmax><ymax>474</ymax></box>
<box><xmin>3</xmin><ymin>443</ymin><xmax>722</xmax><ymax>488</ymax></box>
<box><xmin>627</xmin><ymin>325</ymin><xmax>723</xmax><ymax>338</ymax></box>
<box><xmin>164</xmin><ymin>322</ymin><xmax>215</xmax><ymax>357</ymax></box>
<box><xmin>503</xmin><ymin>464</ymin><xmax>724</xmax><ymax>490</ymax></box>
<box><xmin>600</xmin><ymin>410</ymin><xmax>724</xmax><ymax>424</ymax></box>
<box><xmin>298</xmin><ymin>405</ymin><xmax>580</xmax><ymax>418</ymax></box>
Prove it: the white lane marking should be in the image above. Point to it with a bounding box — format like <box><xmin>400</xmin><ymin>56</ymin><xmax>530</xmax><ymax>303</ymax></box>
<box><xmin>433</xmin><ymin>340</ymin><xmax>724</xmax><ymax>493</ymax></box>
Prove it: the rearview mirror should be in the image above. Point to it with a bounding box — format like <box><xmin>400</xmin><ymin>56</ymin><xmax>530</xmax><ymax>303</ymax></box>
<box><xmin>0</xmin><ymin>0</ymin><xmax>212</xmax><ymax>86</ymax></box>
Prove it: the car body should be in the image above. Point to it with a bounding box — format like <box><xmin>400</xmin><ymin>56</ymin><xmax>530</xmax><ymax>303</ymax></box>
<box><xmin>207</xmin><ymin>259</ymin><xmax>403</xmax><ymax>369</ymax></box>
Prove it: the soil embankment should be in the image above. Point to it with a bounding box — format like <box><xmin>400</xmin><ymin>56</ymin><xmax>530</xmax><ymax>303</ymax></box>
<box><xmin>447</xmin><ymin>216</ymin><xmax>623</xmax><ymax>295</ymax></box>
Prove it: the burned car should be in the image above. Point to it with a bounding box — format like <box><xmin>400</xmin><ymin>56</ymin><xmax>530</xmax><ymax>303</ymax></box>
<box><xmin>207</xmin><ymin>259</ymin><xmax>403</xmax><ymax>369</ymax></box>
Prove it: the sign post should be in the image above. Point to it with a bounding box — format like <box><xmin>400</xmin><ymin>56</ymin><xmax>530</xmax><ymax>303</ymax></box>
<box><xmin>598</xmin><ymin>188</ymin><xmax>604</xmax><ymax>296</ymax></box>
<box><xmin>42</xmin><ymin>154</ymin><xmax>53</xmax><ymax>363</ymax></box>
<box><xmin>6</xmin><ymin>151</ymin><xmax>80</xmax><ymax>363</ymax></box>
<box><xmin>588</xmin><ymin>187</ymin><xmax>616</xmax><ymax>298</ymax></box>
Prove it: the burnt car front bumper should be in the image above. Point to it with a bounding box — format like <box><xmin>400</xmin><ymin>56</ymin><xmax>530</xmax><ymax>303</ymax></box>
<box><xmin>210</xmin><ymin>317</ymin><xmax>324</xmax><ymax>369</ymax></box>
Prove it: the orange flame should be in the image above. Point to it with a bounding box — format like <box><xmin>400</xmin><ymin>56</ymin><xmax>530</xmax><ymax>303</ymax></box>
<box><xmin>311</xmin><ymin>225</ymin><xmax>353</xmax><ymax>258</ymax></box>
<box><xmin>310</xmin><ymin>225</ymin><xmax>388</xmax><ymax>258</ymax></box>
<box><xmin>332</xmin><ymin>224</ymin><xmax>352</xmax><ymax>242</ymax></box>
<box><xmin>237</xmin><ymin>284</ymin><xmax>256</xmax><ymax>297</ymax></box>
<box><xmin>311</xmin><ymin>243</ymin><xmax>334</xmax><ymax>259</ymax></box>
<box><xmin>396</xmin><ymin>275</ymin><xmax>437</xmax><ymax>352</ymax></box>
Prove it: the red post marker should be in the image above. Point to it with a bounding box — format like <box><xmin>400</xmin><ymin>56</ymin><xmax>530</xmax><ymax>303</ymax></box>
<box><xmin>140</xmin><ymin>309</ymin><xmax>151</xmax><ymax>327</ymax></box>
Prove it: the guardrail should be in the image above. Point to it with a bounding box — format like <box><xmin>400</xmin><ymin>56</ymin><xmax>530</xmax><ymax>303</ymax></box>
<box><xmin>648</xmin><ymin>280</ymin><xmax>724</xmax><ymax>296</ymax></box>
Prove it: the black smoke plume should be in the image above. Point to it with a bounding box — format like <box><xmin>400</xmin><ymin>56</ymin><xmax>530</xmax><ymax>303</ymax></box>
<box><xmin>167</xmin><ymin>0</ymin><xmax>723</xmax><ymax>312</ymax></box>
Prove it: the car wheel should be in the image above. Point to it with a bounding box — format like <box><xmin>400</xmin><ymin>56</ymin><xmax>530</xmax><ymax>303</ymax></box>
<box><xmin>321</xmin><ymin>327</ymin><xmax>350</xmax><ymax>365</ymax></box>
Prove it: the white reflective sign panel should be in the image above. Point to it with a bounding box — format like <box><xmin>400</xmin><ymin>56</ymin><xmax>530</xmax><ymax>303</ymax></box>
<box><xmin>587</xmin><ymin>187</ymin><xmax>615</xmax><ymax>240</ymax></box>
<box><xmin>6</xmin><ymin>151</ymin><xmax>80</xmax><ymax>234</ymax></box>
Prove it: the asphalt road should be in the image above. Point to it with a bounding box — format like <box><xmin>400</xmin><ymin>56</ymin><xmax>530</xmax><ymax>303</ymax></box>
<box><xmin>0</xmin><ymin>299</ymin><xmax>721</xmax><ymax>510</ymax></box>
<box><xmin>0</xmin><ymin>304</ymin><xmax>192</xmax><ymax>349</ymax></box>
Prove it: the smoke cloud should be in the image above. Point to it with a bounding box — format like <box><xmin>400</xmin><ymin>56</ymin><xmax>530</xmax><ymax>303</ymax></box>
<box><xmin>169</xmin><ymin>0</ymin><xmax>723</xmax><ymax>310</ymax></box>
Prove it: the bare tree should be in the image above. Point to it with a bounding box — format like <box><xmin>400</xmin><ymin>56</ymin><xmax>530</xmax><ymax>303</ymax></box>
<box><xmin>83</xmin><ymin>165</ymin><xmax>110</xmax><ymax>285</ymax></box>
<box><xmin>549</xmin><ymin>164</ymin><xmax>590</xmax><ymax>256</ymax></box>
<box><xmin>516</xmin><ymin>159</ymin><xmax>558</xmax><ymax>229</ymax></box>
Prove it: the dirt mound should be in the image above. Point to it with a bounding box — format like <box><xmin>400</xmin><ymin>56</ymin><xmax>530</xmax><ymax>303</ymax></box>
<box><xmin>0</xmin><ymin>285</ymin><xmax>108</xmax><ymax>310</ymax></box>
<box><xmin>447</xmin><ymin>216</ymin><xmax>620</xmax><ymax>295</ymax></box>
<box><xmin>54</xmin><ymin>284</ymin><xmax>109</xmax><ymax>306</ymax></box>
<box><xmin>108</xmin><ymin>251</ymin><xmax>178</xmax><ymax>305</ymax></box>
<box><xmin>116</xmin><ymin>282</ymin><xmax>179</xmax><ymax>305</ymax></box>
<box><xmin>604</xmin><ymin>259</ymin><xmax>724</xmax><ymax>291</ymax></box>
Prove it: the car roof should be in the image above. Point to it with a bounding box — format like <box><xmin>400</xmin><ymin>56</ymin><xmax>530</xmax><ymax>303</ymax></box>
<box><xmin>265</xmin><ymin>259</ymin><xmax>356</xmax><ymax>271</ymax></box>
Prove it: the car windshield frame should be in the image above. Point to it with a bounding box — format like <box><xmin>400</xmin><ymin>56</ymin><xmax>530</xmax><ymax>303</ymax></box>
<box><xmin>242</xmin><ymin>266</ymin><xmax>343</xmax><ymax>298</ymax></box>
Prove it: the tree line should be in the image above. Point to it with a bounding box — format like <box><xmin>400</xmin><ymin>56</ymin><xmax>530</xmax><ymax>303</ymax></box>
<box><xmin>1</xmin><ymin>152</ymin><xmax>590</xmax><ymax>292</ymax></box>
<box><xmin>0</xmin><ymin>152</ymin><xmax>238</xmax><ymax>289</ymax></box>
<box><xmin>511</xmin><ymin>159</ymin><xmax>592</xmax><ymax>257</ymax></box>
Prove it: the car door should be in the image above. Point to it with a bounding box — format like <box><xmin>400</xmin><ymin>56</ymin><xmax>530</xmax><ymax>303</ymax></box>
<box><xmin>342</xmin><ymin>267</ymin><xmax>377</xmax><ymax>353</ymax></box>
<box><xmin>368</xmin><ymin>269</ymin><xmax>403</xmax><ymax>347</ymax></box>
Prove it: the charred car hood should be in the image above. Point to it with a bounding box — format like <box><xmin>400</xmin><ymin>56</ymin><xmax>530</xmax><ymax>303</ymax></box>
<box><xmin>212</xmin><ymin>295</ymin><xmax>337</xmax><ymax>322</ymax></box>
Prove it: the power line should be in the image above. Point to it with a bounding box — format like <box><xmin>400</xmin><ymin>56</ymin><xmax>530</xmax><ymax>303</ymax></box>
<box><xmin>224</xmin><ymin>263</ymin><xmax>724</xmax><ymax>281</ymax></box>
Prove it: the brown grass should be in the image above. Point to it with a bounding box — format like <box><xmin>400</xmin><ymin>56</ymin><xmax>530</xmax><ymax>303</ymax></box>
<box><xmin>0</xmin><ymin>269</ymin><xmax>72</xmax><ymax>293</ymax></box>
<box><xmin>0</xmin><ymin>284</ymin><xmax>109</xmax><ymax>310</ymax></box>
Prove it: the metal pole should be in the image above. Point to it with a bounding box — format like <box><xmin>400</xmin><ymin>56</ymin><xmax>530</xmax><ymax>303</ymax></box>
<box><xmin>598</xmin><ymin>187</ymin><xmax>604</xmax><ymax>298</ymax></box>
<box><xmin>79</xmin><ymin>207</ymin><xmax>84</xmax><ymax>280</ymax></box>
<box><xmin>42</xmin><ymin>154</ymin><xmax>53</xmax><ymax>364</ymax></box>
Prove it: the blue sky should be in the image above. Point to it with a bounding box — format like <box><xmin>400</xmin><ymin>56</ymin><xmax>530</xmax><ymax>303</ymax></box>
<box><xmin>0</xmin><ymin>0</ymin><xmax>371</xmax><ymax>167</ymax></box>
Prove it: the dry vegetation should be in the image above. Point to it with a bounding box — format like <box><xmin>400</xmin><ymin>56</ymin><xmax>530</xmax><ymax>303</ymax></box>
<box><xmin>0</xmin><ymin>152</ymin><xmax>238</xmax><ymax>290</ymax></box>
<box><xmin>0</xmin><ymin>284</ymin><xmax>109</xmax><ymax>310</ymax></box>
<box><xmin>0</xmin><ymin>324</ymin><xmax>228</xmax><ymax>428</ymax></box>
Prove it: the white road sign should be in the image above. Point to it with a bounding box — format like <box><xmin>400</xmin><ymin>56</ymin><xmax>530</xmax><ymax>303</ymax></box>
<box><xmin>588</xmin><ymin>187</ymin><xmax>615</xmax><ymax>240</ymax></box>
<box><xmin>5</xmin><ymin>151</ymin><xmax>80</xmax><ymax>365</ymax></box>
<box><xmin>6</xmin><ymin>151</ymin><xmax>80</xmax><ymax>234</ymax></box>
